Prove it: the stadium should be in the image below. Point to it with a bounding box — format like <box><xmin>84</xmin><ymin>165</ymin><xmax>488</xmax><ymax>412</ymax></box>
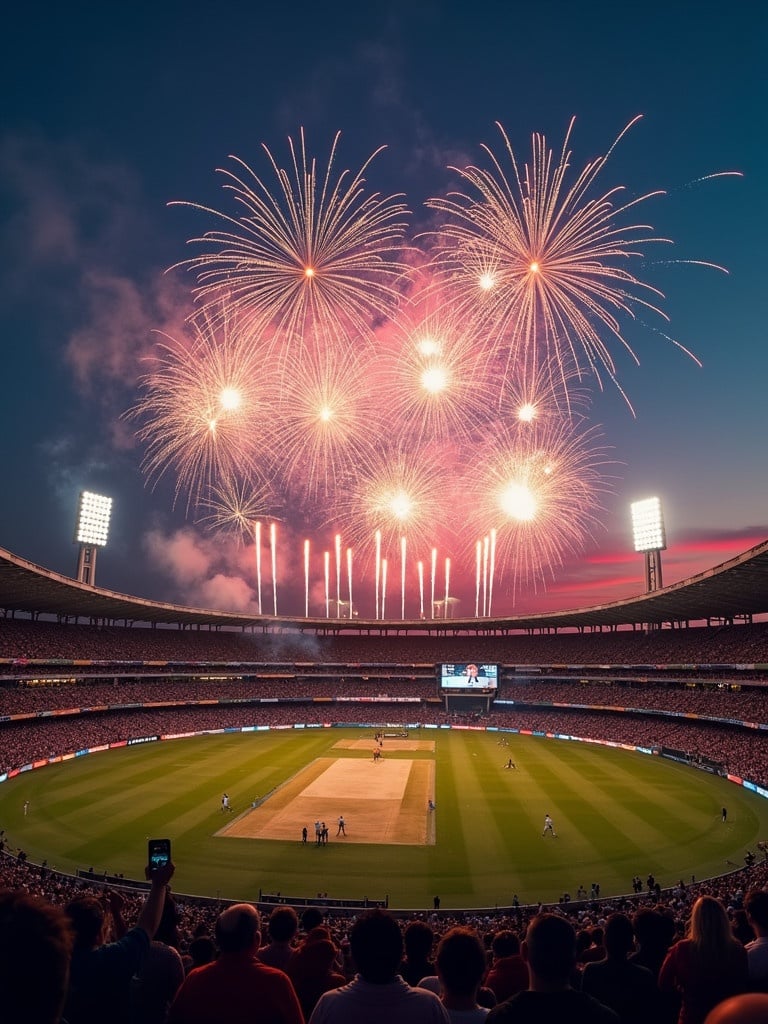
<box><xmin>3</xmin><ymin>537</ymin><xmax>768</xmax><ymax>912</ymax></box>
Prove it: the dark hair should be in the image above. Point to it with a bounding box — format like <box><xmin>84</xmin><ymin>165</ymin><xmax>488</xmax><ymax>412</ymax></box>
<box><xmin>0</xmin><ymin>889</ymin><xmax>74</xmax><ymax>1024</ymax></box>
<box><xmin>525</xmin><ymin>914</ymin><xmax>576</xmax><ymax>983</ymax></box>
<box><xmin>403</xmin><ymin>919</ymin><xmax>434</xmax><ymax>958</ymax></box>
<box><xmin>604</xmin><ymin>913</ymin><xmax>634</xmax><ymax>957</ymax></box>
<box><xmin>301</xmin><ymin>907</ymin><xmax>324</xmax><ymax>932</ymax></box>
<box><xmin>350</xmin><ymin>909</ymin><xmax>403</xmax><ymax>983</ymax></box>
<box><xmin>745</xmin><ymin>890</ymin><xmax>768</xmax><ymax>930</ymax></box>
<box><xmin>492</xmin><ymin>930</ymin><xmax>520</xmax><ymax>958</ymax></box>
<box><xmin>437</xmin><ymin>927</ymin><xmax>487</xmax><ymax>997</ymax></box>
<box><xmin>632</xmin><ymin>908</ymin><xmax>676</xmax><ymax>949</ymax></box>
<box><xmin>65</xmin><ymin>896</ymin><xmax>105</xmax><ymax>949</ymax></box>
<box><xmin>188</xmin><ymin>935</ymin><xmax>216</xmax><ymax>969</ymax></box>
<box><xmin>267</xmin><ymin>906</ymin><xmax>299</xmax><ymax>943</ymax></box>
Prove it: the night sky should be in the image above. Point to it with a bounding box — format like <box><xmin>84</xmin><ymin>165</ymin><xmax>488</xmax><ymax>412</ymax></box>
<box><xmin>1</xmin><ymin>0</ymin><xmax>765</xmax><ymax>618</ymax></box>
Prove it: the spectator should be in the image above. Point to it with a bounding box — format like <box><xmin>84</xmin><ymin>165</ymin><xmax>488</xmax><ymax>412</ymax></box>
<box><xmin>630</xmin><ymin>907</ymin><xmax>679</xmax><ymax>1024</ymax></box>
<box><xmin>485</xmin><ymin>930</ymin><xmax>528</xmax><ymax>1003</ymax></box>
<box><xmin>185</xmin><ymin>936</ymin><xmax>216</xmax><ymax>975</ymax></box>
<box><xmin>743</xmin><ymin>890</ymin><xmax>768</xmax><ymax>989</ymax></box>
<box><xmin>400</xmin><ymin>920</ymin><xmax>436</xmax><ymax>987</ymax></box>
<box><xmin>0</xmin><ymin>889</ymin><xmax>73</xmax><ymax>1024</ymax></box>
<box><xmin>286</xmin><ymin>926</ymin><xmax>346</xmax><ymax>1020</ymax></box>
<box><xmin>435</xmin><ymin>926</ymin><xmax>491</xmax><ymax>1021</ymax></box>
<box><xmin>129</xmin><ymin>941</ymin><xmax>185</xmax><ymax>1024</ymax></box>
<box><xmin>580</xmin><ymin>912</ymin><xmax>656</xmax><ymax>1024</ymax></box>
<box><xmin>579</xmin><ymin>926</ymin><xmax>606</xmax><ymax>965</ymax></box>
<box><xmin>65</xmin><ymin>860</ymin><xmax>175</xmax><ymax>1024</ymax></box>
<box><xmin>486</xmin><ymin>913</ymin><xmax>619</xmax><ymax>1023</ymax></box>
<box><xmin>168</xmin><ymin>903</ymin><xmax>303</xmax><ymax>1024</ymax></box>
<box><xmin>309</xmin><ymin>908</ymin><xmax>449</xmax><ymax>1023</ymax></box>
<box><xmin>659</xmin><ymin>895</ymin><xmax>749</xmax><ymax>1024</ymax></box>
<box><xmin>259</xmin><ymin>906</ymin><xmax>300</xmax><ymax>972</ymax></box>
<box><xmin>630</xmin><ymin>908</ymin><xmax>677</xmax><ymax>980</ymax></box>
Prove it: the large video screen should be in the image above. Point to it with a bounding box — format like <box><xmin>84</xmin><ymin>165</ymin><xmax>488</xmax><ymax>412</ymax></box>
<box><xmin>438</xmin><ymin>663</ymin><xmax>499</xmax><ymax>691</ymax></box>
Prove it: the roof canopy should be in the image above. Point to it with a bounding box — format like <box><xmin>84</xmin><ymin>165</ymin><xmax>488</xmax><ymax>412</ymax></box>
<box><xmin>1</xmin><ymin>541</ymin><xmax>768</xmax><ymax>633</ymax></box>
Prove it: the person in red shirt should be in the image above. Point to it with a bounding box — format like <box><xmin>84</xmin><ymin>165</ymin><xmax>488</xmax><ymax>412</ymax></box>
<box><xmin>485</xmin><ymin>931</ymin><xmax>529</xmax><ymax>1003</ymax></box>
<box><xmin>169</xmin><ymin>903</ymin><xmax>304</xmax><ymax>1024</ymax></box>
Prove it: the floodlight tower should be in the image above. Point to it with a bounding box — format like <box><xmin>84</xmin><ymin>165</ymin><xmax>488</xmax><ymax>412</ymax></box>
<box><xmin>631</xmin><ymin>497</ymin><xmax>666</xmax><ymax>593</ymax></box>
<box><xmin>75</xmin><ymin>491</ymin><xmax>112</xmax><ymax>586</ymax></box>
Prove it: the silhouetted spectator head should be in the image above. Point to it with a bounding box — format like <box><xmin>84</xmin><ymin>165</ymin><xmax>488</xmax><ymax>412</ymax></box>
<box><xmin>492</xmin><ymin>930</ymin><xmax>520</xmax><ymax>958</ymax></box>
<box><xmin>523</xmin><ymin>914</ymin><xmax>576</xmax><ymax>985</ymax></box>
<box><xmin>730</xmin><ymin>908</ymin><xmax>754</xmax><ymax>945</ymax></box>
<box><xmin>301</xmin><ymin>906</ymin><xmax>324</xmax><ymax>932</ymax></box>
<box><xmin>130</xmin><ymin>941</ymin><xmax>185</xmax><ymax>1024</ymax></box>
<box><xmin>266</xmin><ymin>906</ymin><xmax>299</xmax><ymax>943</ymax></box>
<box><xmin>403</xmin><ymin>919</ymin><xmax>434</xmax><ymax>959</ymax></box>
<box><xmin>65</xmin><ymin>895</ymin><xmax>106</xmax><ymax>950</ymax></box>
<box><xmin>437</xmin><ymin>927</ymin><xmax>487</xmax><ymax>998</ymax></box>
<box><xmin>0</xmin><ymin>889</ymin><xmax>73</xmax><ymax>1024</ymax></box>
<box><xmin>350</xmin><ymin>908</ymin><xmax>403</xmax><ymax>983</ymax></box>
<box><xmin>604</xmin><ymin>913</ymin><xmax>635</xmax><ymax>958</ymax></box>
<box><xmin>745</xmin><ymin>890</ymin><xmax>768</xmax><ymax>932</ymax></box>
<box><xmin>215</xmin><ymin>903</ymin><xmax>260</xmax><ymax>954</ymax></box>
<box><xmin>188</xmin><ymin>935</ymin><xmax>216</xmax><ymax>971</ymax></box>
<box><xmin>632</xmin><ymin>907</ymin><xmax>676</xmax><ymax>952</ymax></box>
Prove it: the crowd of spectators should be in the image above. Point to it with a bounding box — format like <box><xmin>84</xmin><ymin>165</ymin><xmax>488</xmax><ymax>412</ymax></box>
<box><xmin>6</xmin><ymin>676</ymin><xmax>768</xmax><ymax>719</ymax></box>
<box><xmin>5</xmin><ymin>849</ymin><xmax>768</xmax><ymax>1023</ymax></box>
<box><xmin>2</xmin><ymin>616</ymin><xmax>768</xmax><ymax>666</ymax></box>
<box><xmin>4</xmin><ymin>702</ymin><xmax>768</xmax><ymax>788</ymax></box>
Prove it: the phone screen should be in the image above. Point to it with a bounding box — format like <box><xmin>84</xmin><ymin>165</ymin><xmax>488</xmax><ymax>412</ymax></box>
<box><xmin>148</xmin><ymin>838</ymin><xmax>171</xmax><ymax>872</ymax></box>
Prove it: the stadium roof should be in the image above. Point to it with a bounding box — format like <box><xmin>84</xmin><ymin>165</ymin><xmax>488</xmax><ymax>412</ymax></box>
<box><xmin>1</xmin><ymin>540</ymin><xmax>768</xmax><ymax>634</ymax></box>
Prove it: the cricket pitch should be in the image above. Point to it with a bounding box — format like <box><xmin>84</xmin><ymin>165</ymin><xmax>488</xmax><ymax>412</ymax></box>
<box><xmin>219</xmin><ymin>749</ymin><xmax>435</xmax><ymax>846</ymax></box>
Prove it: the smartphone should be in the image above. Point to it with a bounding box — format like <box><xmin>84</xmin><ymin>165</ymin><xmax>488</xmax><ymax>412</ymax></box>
<box><xmin>148</xmin><ymin>838</ymin><xmax>171</xmax><ymax>873</ymax></box>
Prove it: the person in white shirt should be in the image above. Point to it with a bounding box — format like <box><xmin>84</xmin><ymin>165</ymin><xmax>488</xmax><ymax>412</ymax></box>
<box><xmin>309</xmin><ymin>909</ymin><xmax>449</xmax><ymax>1024</ymax></box>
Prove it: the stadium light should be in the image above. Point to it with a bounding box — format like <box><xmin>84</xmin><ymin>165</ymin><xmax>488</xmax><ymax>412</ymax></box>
<box><xmin>75</xmin><ymin>491</ymin><xmax>112</xmax><ymax>586</ymax></box>
<box><xmin>631</xmin><ymin>497</ymin><xmax>666</xmax><ymax>592</ymax></box>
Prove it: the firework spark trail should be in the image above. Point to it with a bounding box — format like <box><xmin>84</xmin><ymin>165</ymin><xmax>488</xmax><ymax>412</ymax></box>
<box><xmin>169</xmin><ymin>130</ymin><xmax>411</xmax><ymax>354</ymax></box>
<box><xmin>426</xmin><ymin>117</ymin><xmax>695</xmax><ymax>406</ymax></box>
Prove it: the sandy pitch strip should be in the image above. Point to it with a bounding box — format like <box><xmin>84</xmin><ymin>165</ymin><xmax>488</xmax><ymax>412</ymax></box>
<box><xmin>220</xmin><ymin>756</ymin><xmax>434</xmax><ymax>846</ymax></box>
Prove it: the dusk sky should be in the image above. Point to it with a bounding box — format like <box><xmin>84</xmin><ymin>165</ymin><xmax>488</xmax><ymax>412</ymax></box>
<box><xmin>1</xmin><ymin>0</ymin><xmax>765</xmax><ymax>619</ymax></box>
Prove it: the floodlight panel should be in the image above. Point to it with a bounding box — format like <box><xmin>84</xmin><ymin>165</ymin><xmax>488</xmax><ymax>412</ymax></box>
<box><xmin>76</xmin><ymin>491</ymin><xmax>112</xmax><ymax>547</ymax></box>
<box><xmin>631</xmin><ymin>497</ymin><xmax>666</xmax><ymax>552</ymax></box>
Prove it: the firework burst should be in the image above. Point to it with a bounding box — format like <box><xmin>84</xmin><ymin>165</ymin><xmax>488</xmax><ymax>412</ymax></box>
<box><xmin>170</xmin><ymin>130</ymin><xmax>411</xmax><ymax>353</ymax></box>
<box><xmin>427</xmin><ymin>116</ymin><xmax>688</xmax><ymax>401</ymax></box>
<box><xmin>197</xmin><ymin>477</ymin><xmax>278</xmax><ymax>541</ymax></box>
<box><xmin>269</xmin><ymin>341</ymin><xmax>383</xmax><ymax>505</ymax></box>
<box><xmin>463</xmin><ymin>416</ymin><xmax>614</xmax><ymax>595</ymax></box>
<box><xmin>126</xmin><ymin>315</ymin><xmax>270</xmax><ymax>512</ymax></box>
<box><xmin>333</xmin><ymin>450</ymin><xmax>450</xmax><ymax>561</ymax></box>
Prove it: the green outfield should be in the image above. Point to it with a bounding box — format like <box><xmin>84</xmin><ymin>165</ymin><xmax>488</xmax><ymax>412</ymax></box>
<box><xmin>2</xmin><ymin>727</ymin><xmax>767</xmax><ymax>909</ymax></box>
